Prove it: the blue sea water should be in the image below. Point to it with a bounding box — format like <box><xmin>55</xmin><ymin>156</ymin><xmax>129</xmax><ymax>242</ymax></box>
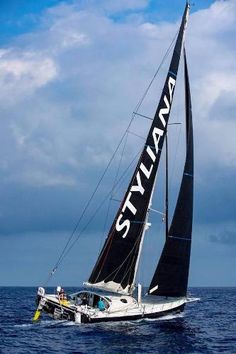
<box><xmin>0</xmin><ymin>287</ymin><xmax>235</xmax><ymax>354</ymax></box>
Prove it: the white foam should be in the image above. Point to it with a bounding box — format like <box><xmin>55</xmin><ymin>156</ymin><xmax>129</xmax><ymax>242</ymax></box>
<box><xmin>145</xmin><ymin>313</ymin><xmax>184</xmax><ymax>321</ymax></box>
<box><xmin>14</xmin><ymin>324</ymin><xmax>33</xmax><ymax>328</ymax></box>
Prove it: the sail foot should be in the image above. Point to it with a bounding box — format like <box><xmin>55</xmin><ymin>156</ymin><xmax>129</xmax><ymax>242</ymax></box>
<box><xmin>84</xmin><ymin>280</ymin><xmax>131</xmax><ymax>295</ymax></box>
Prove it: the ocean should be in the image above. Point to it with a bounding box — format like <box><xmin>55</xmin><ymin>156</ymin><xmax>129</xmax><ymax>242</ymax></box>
<box><xmin>0</xmin><ymin>287</ymin><xmax>235</xmax><ymax>353</ymax></box>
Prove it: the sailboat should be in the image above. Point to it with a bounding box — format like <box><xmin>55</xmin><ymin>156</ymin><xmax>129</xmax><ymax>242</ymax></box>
<box><xmin>34</xmin><ymin>2</ymin><xmax>198</xmax><ymax>324</ymax></box>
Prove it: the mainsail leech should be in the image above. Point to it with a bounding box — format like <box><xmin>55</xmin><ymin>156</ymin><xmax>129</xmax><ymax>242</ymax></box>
<box><xmin>87</xmin><ymin>4</ymin><xmax>190</xmax><ymax>295</ymax></box>
<box><xmin>148</xmin><ymin>47</ymin><xmax>194</xmax><ymax>297</ymax></box>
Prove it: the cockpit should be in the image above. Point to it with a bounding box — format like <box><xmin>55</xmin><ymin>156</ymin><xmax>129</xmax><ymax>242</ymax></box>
<box><xmin>68</xmin><ymin>291</ymin><xmax>111</xmax><ymax>310</ymax></box>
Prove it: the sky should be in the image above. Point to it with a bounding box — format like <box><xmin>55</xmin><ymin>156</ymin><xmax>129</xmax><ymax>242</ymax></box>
<box><xmin>0</xmin><ymin>0</ymin><xmax>235</xmax><ymax>288</ymax></box>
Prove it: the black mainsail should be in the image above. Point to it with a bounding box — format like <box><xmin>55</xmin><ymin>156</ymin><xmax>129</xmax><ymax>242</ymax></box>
<box><xmin>87</xmin><ymin>4</ymin><xmax>190</xmax><ymax>294</ymax></box>
<box><xmin>148</xmin><ymin>48</ymin><xmax>194</xmax><ymax>297</ymax></box>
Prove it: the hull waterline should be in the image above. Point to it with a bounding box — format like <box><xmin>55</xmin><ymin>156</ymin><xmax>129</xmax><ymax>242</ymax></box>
<box><xmin>35</xmin><ymin>289</ymin><xmax>190</xmax><ymax>324</ymax></box>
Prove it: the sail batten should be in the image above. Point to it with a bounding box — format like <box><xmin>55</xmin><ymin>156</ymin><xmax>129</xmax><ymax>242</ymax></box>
<box><xmin>87</xmin><ymin>4</ymin><xmax>190</xmax><ymax>295</ymax></box>
<box><xmin>148</xmin><ymin>48</ymin><xmax>194</xmax><ymax>298</ymax></box>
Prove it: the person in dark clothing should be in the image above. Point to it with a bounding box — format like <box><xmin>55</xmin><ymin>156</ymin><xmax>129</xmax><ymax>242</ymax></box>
<box><xmin>82</xmin><ymin>294</ymin><xmax>88</xmax><ymax>305</ymax></box>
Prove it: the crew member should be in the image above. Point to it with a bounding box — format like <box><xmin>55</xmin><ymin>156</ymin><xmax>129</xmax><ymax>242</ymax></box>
<box><xmin>58</xmin><ymin>288</ymin><xmax>67</xmax><ymax>301</ymax></box>
<box><xmin>98</xmin><ymin>298</ymin><xmax>105</xmax><ymax>311</ymax></box>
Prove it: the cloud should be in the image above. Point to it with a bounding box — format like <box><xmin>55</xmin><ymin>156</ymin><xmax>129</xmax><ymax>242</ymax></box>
<box><xmin>0</xmin><ymin>0</ymin><xmax>235</xmax><ymax>235</ymax></box>
<box><xmin>186</xmin><ymin>1</ymin><xmax>236</xmax><ymax>172</ymax></box>
<box><xmin>68</xmin><ymin>0</ymin><xmax>149</xmax><ymax>14</ymax></box>
<box><xmin>0</xmin><ymin>0</ymin><xmax>236</xmax><ymax>287</ymax></box>
<box><xmin>0</xmin><ymin>50</ymin><xmax>57</xmax><ymax>105</ymax></box>
<box><xmin>209</xmin><ymin>229</ymin><xmax>236</xmax><ymax>245</ymax></box>
<box><xmin>210</xmin><ymin>90</ymin><xmax>236</xmax><ymax>121</ymax></box>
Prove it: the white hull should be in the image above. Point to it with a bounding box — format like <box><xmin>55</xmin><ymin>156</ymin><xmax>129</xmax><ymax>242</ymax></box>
<box><xmin>35</xmin><ymin>288</ymin><xmax>195</xmax><ymax>324</ymax></box>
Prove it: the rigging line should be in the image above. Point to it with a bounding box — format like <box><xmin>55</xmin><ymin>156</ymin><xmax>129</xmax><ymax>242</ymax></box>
<box><xmin>89</xmin><ymin>232</ymin><xmax>140</xmax><ymax>293</ymax></box>
<box><xmin>95</xmin><ymin>141</ymin><xmax>151</xmax><ymax>282</ymax></box>
<box><xmin>110</xmin><ymin>197</ymin><xmax>121</xmax><ymax>203</ymax></box>
<box><xmin>113</xmin><ymin>130</ymin><xmax>129</xmax><ymax>197</ymax></box>
<box><xmin>169</xmin><ymin>109</ymin><xmax>182</xmax><ymax>190</ymax></box>
<box><xmin>92</xmin><ymin>150</ymin><xmax>145</xmax><ymax>283</ymax></box>
<box><xmin>118</xmin><ymin>244</ymin><xmax>139</xmax><ymax>293</ymax></box>
<box><xmin>133</xmin><ymin>29</ymin><xmax>178</xmax><ymax>114</ymax></box>
<box><xmin>116</xmin><ymin>221</ymin><xmax>149</xmax><ymax>294</ymax></box>
<box><xmin>92</xmin><ymin>145</ymin><xmax>151</xmax><ymax>283</ymax></box>
<box><xmin>45</xmin><ymin>29</ymin><xmax>179</xmax><ymax>284</ymax></box>
<box><xmin>101</xmin><ymin>131</ymin><xmax>129</xmax><ymax>250</ymax></box>
<box><xmin>165</xmin><ymin>132</ymin><xmax>169</xmax><ymax>240</ymax></box>
<box><xmin>52</xmin><ymin>149</ymin><xmax>143</xmax><ymax>271</ymax></box>
<box><xmin>168</xmin><ymin>50</ymin><xmax>184</xmax><ymax>200</ymax></box>
<box><xmin>133</xmin><ymin>112</ymin><xmax>153</xmax><ymax>121</ymax></box>
<box><xmin>109</xmin><ymin>132</ymin><xmax>144</xmax><ymax>199</ymax></box>
<box><xmin>83</xmin><ymin>32</ymin><xmax>183</xmax><ymax>288</ymax></box>
<box><xmin>127</xmin><ymin>224</ymin><xmax>146</xmax><ymax>290</ymax></box>
<box><xmin>100</xmin><ymin>198</ymin><xmax>111</xmax><ymax>253</ymax></box>
<box><xmin>100</xmin><ymin>230</ymin><xmax>142</xmax><ymax>285</ymax></box>
<box><xmin>57</xmin><ymin>154</ymin><xmax>140</xmax><ymax>274</ymax></box>
<box><xmin>45</xmin><ymin>127</ymin><xmax>132</xmax><ymax>282</ymax></box>
<box><xmin>141</xmin><ymin>212</ymin><xmax>163</xmax><ymax>286</ymax></box>
<box><xmin>99</xmin><ymin>189</ymin><xmax>115</xmax><ymax>258</ymax></box>
<box><xmin>99</xmin><ymin>149</ymin><xmax>155</xmax><ymax>286</ymax></box>
<box><xmin>127</xmin><ymin>130</ymin><xmax>146</xmax><ymax>140</ymax></box>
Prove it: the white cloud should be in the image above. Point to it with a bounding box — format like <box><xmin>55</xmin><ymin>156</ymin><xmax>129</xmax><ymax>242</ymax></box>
<box><xmin>0</xmin><ymin>50</ymin><xmax>57</xmax><ymax>105</ymax></box>
<box><xmin>69</xmin><ymin>0</ymin><xmax>149</xmax><ymax>14</ymax></box>
<box><xmin>97</xmin><ymin>0</ymin><xmax>148</xmax><ymax>12</ymax></box>
<box><xmin>187</xmin><ymin>0</ymin><xmax>236</xmax><ymax>171</ymax></box>
<box><xmin>0</xmin><ymin>0</ymin><xmax>235</xmax><ymax>189</ymax></box>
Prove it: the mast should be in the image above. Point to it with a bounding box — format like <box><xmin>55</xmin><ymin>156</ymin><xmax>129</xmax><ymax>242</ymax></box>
<box><xmin>165</xmin><ymin>134</ymin><xmax>169</xmax><ymax>240</ymax></box>
<box><xmin>148</xmin><ymin>47</ymin><xmax>194</xmax><ymax>297</ymax></box>
<box><xmin>132</xmin><ymin>169</ymin><xmax>157</xmax><ymax>291</ymax></box>
<box><xmin>86</xmin><ymin>3</ymin><xmax>190</xmax><ymax>295</ymax></box>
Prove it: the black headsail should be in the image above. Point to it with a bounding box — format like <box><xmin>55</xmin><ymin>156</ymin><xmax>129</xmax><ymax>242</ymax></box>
<box><xmin>148</xmin><ymin>48</ymin><xmax>194</xmax><ymax>297</ymax></box>
<box><xmin>87</xmin><ymin>4</ymin><xmax>190</xmax><ymax>295</ymax></box>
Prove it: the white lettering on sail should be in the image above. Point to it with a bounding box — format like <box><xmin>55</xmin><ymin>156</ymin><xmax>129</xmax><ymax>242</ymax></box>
<box><xmin>140</xmin><ymin>162</ymin><xmax>153</xmax><ymax>179</ymax></box>
<box><xmin>146</xmin><ymin>146</ymin><xmax>156</xmax><ymax>162</ymax></box>
<box><xmin>115</xmin><ymin>75</ymin><xmax>176</xmax><ymax>238</ymax></box>
<box><xmin>122</xmin><ymin>192</ymin><xmax>137</xmax><ymax>215</ymax></box>
<box><xmin>116</xmin><ymin>214</ymin><xmax>130</xmax><ymax>239</ymax></box>
<box><xmin>152</xmin><ymin>127</ymin><xmax>164</xmax><ymax>154</ymax></box>
<box><xmin>131</xmin><ymin>171</ymin><xmax>144</xmax><ymax>195</ymax></box>
<box><xmin>159</xmin><ymin>95</ymin><xmax>169</xmax><ymax>127</ymax></box>
<box><xmin>168</xmin><ymin>76</ymin><xmax>176</xmax><ymax>102</ymax></box>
